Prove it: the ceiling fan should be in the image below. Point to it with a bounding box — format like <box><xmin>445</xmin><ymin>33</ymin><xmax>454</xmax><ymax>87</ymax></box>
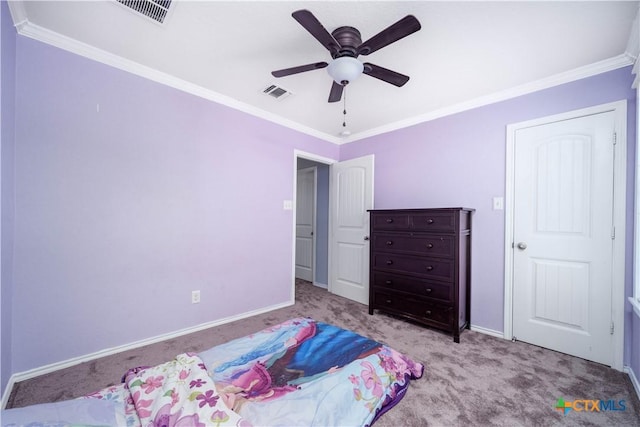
<box><xmin>271</xmin><ymin>9</ymin><xmax>421</xmax><ymax>103</ymax></box>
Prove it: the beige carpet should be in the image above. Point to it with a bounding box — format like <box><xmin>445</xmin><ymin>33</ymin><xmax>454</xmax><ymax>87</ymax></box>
<box><xmin>6</xmin><ymin>281</ymin><xmax>640</xmax><ymax>426</ymax></box>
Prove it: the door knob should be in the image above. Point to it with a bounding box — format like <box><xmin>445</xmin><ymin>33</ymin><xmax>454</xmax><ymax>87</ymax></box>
<box><xmin>517</xmin><ymin>242</ymin><xmax>527</xmax><ymax>250</ymax></box>
<box><xmin>364</xmin><ymin>236</ymin><xmax>370</xmax><ymax>241</ymax></box>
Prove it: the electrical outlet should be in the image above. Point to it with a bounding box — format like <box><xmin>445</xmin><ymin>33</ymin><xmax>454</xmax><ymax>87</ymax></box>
<box><xmin>191</xmin><ymin>290</ymin><xmax>201</xmax><ymax>304</ymax></box>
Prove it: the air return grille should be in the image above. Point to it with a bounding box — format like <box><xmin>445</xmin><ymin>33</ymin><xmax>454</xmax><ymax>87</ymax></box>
<box><xmin>262</xmin><ymin>84</ymin><xmax>292</xmax><ymax>100</ymax></box>
<box><xmin>117</xmin><ymin>0</ymin><xmax>172</xmax><ymax>24</ymax></box>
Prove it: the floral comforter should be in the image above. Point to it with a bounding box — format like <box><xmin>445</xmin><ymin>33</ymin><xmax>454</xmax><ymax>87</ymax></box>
<box><xmin>85</xmin><ymin>352</ymin><xmax>251</xmax><ymax>426</ymax></box>
<box><xmin>2</xmin><ymin>318</ymin><xmax>423</xmax><ymax>427</ymax></box>
<box><xmin>198</xmin><ymin>318</ymin><xmax>424</xmax><ymax>426</ymax></box>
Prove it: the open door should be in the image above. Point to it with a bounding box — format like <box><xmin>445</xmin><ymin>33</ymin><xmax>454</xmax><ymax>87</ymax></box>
<box><xmin>329</xmin><ymin>155</ymin><xmax>374</xmax><ymax>305</ymax></box>
<box><xmin>295</xmin><ymin>167</ymin><xmax>316</xmax><ymax>282</ymax></box>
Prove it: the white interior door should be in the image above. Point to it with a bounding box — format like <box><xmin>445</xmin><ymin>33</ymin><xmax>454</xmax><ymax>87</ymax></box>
<box><xmin>329</xmin><ymin>155</ymin><xmax>374</xmax><ymax>305</ymax></box>
<box><xmin>511</xmin><ymin>110</ymin><xmax>617</xmax><ymax>365</ymax></box>
<box><xmin>295</xmin><ymin>167</ymin><xmax>316</xmax><ymax>282</ymax></box>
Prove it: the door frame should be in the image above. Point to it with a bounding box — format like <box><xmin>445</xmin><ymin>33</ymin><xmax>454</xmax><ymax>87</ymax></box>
<box><xmin>291</xmin><ymin>150</ymin><xmax>336</xmax><ymax>300</ymax></box>
<box><xmin>295</xmin><ymin>166</ymin><xmax>317</xmax><ymax>282</ymax></box>
<box><xmin>503</xmin><ymin>100</ymin><xmax>627</xmax><ymax>370</ymax></box>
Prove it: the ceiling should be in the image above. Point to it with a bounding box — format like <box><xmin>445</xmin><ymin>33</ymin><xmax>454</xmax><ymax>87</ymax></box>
<box><xmin>8</xmin><ymin>1</ymin><xmax>640</xmax><ymax>144</ymax></box>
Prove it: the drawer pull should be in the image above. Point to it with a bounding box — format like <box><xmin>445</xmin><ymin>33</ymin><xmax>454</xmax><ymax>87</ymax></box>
<box><xmin>425</xmin><ymin>310</ymin><xmax>432</xmax><ymax>316</ymax></box>
<box><xmin>385</xmin><ymin>280</ymin><xmax>393</xmax><ymax>285</ymax></box>
<box><xmin>386</xmin><ymin>240</ymin><xmax>393</xmax><ymax>246</ymax></box>
<box><xmin>426</xmin><ymin>243</ymin><xmax>434</xmax><ymax>249</ymax></box>
<box><xmin>427</xmin><ymin>219</ymin><xmax>434</xmax><ymax>224</ymax></box>
<box><xmin>386</xmin><ymin>260</ymin><xmax>394</xmax><ymax>265</ymax></box>
<box><xmin>425</xmin><ymin>288</ymin><xmax>432</xmax><ymax>293</ymax></box>
<box><xmin>385</xmin><ymin>299</ymin><xmax>393</xmax><ymax>304</ymax></box>
<box><xmin>386</xmin><ymin>218</ymin><xmax>394</xmax><ymax>223</ymax></box>
<box><xmin>426</xmin><ymin>265</ymin><xmax>434</xmax><ymax>271</ymax></box>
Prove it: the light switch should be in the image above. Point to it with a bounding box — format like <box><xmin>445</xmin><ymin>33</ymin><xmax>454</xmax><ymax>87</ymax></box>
<box><xmin>283</xmin><ymin>200</ymin><xmax>293</xmax><ymax>210</ymax></box>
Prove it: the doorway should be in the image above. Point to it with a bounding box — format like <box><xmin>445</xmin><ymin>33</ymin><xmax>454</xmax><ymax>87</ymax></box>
<box><xmin>295</xmin><ymin>154</ymin><xmax>331</xmax><ymax>289</ymax></box>
<box><xmin>504</xmin><ymin>101</ymin><xmax>626</xmax><ymax>369</ymax></box>
<box><xmin>292</xmin><ymin>152</ymin><xmax>374</xmax><ymax>306</ymax></box>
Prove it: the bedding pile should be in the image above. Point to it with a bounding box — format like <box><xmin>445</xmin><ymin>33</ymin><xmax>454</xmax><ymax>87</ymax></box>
<box><xmin>2</xmin><ymin>318</ymin><xmax>423</xmax><ymax>427</ymax></box>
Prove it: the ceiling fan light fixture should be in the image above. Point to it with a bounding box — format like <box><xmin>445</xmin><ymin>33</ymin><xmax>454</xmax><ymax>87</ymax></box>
<box><xmin>327</xmin><ymin>56</ymin><xmax>364</xmax><ymax>85</ymax></box>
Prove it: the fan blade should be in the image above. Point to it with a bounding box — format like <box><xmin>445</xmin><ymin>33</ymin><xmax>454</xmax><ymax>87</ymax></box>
<box><xmin>328</xmin><ymin>81</ymin><xmax>344</xmax><ymax>103</ymax></box>
<box><xmin>272</xmin><ymin>62</ymin><xmax>328</xmax><ymax>77</ymax></box>
<box><xmin>292</xmin><ymin>9</ymin><xmax>341</xmax><ymax>56</ymax></box>
<box><xmin>357</xmin><ymin>15</ymin><xmax>421</xmax><ymax>56</ymax></box>
<box><xmin>363</xmin><ymin>63</ymin><xmax>409</xmax><ymax>87</ymax></box>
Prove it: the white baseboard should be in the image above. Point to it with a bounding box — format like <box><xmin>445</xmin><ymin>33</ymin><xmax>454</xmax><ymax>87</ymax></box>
<box><xmin>624</xmin><ymin>365</ymin><xmax>640</xmax><ymax>401</ymax></box>
<box><xmin>1</xmin><ymin>299</ymin><xmax>294</xmax><ymax>409</ymax></box>
<box><xmin>470</xmin><ymin>324</ymin><xmax>505</xmax><ymax>339</ymax></box>
<box><xmin>1</xmin><ymin>377</ymin><xmax>13</xmax><ymax>410</ymax></box>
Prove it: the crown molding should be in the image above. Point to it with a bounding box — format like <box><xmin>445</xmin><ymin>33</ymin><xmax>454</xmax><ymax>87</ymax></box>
<box><xmin>12</xmin><ymin>19</ymin><xmax>342</xmax><ymax>144</ymax></box>
<box><xmin>627</xmin><ymin>6</ymin><xmax>640</xmax><ymax>88</ymax></box>
<box><xmin>344</xmin><ymin>53</ymin><xmax>634</xmax><ymax>143</ymax></box>
<box><xmin>9</xmin><ymin>18</ymin><xmax>633</xmax><ymax>146</ymax></box>
<box><xmin>626</xmin><ymin>5</ymin><xmax>640</xmax><ymax>61</ymax></box>
<box><xmin>7</xmin><ymin>1</ymin><xmax>28</xmax><ymax>29</ymax></box>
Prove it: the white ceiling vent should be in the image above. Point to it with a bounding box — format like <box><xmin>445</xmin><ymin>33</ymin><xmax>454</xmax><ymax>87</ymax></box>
<box><xmin>262</xmin><ymin>84</ymin><xmax>292</xmax><ymax>101</ymax></box>
<box><xmin>116</xmin><ymin>0</ymin><xmax>172</xmax><ymax>24</ymax></box>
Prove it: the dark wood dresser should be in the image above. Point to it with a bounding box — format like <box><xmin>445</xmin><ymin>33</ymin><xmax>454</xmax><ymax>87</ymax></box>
<box><xmin>368</xmin><ymin>208</ymin><xmax>473</xmax><ymax>342</ymax></box>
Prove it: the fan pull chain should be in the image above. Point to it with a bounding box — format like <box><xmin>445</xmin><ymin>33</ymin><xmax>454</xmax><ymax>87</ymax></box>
<box><xmin>342</xmin><ymin>86</ymin><xmax>347</xmax><ymax>128</ymax></box>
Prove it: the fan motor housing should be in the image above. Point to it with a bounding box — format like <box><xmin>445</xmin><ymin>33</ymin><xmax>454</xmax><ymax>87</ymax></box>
<box><xmin>331</xmin><ymin>26</ymin><xmax>362</xmax><ymax>57</ymax></box>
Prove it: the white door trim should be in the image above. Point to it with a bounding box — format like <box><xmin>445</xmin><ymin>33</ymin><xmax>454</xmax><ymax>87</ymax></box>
<box><xmin>292</xmin><ymin>150</ymin><xmax>336</xmax><ymax>301</ymax></box>
<box><xmin>503</xmin><ymin>100</ymin><xmax>627</xmax><ymax>370</ymax></box>
<box><xmin>295</xmin><ymin>166</ymin><xmax>317</xmax><ymax>282</ymax></box>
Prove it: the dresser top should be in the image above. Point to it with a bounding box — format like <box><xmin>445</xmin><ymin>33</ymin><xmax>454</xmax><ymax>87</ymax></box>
<box><xmin>368</xmin><ymin>207</ymin><xmax>475</xmax><ymax>213</ymax></box>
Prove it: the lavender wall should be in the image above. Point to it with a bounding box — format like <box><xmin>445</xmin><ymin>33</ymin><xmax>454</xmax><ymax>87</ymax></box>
<box><xmin>10</xmin><ymin>36</ymin><xmax>338</xmax><ymax>373</ymax></box>
<box><xmin>1</xmin><ymin>1</ymin><xmax>16</xmax><ymax>395</ymax></box>
<box><xmin>4</xmin><ymin>19</ymin><xmax>640</xmax><ymax>393</ymax></box>
<box><xmin>341</xmin><ymin>67</ymin><xmax>636</xmax><ymax>340</ymax></box>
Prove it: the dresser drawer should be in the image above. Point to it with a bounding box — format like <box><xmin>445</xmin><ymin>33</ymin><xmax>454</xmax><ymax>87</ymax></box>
<box><xmin>371</xmin><ymin>213</ymin><xmax>410</xmax><ymax>230</ymax></box>
<box><xmin>372</xmin><ymin>233</ymin><xmax>455</xmax><ymax>258</ymax></box>
<box><xmin>372</xmin><ymin>254</ymin><xmax>454</xmax><ymax>281</ymax></box>
<box><xmin>410</xmin><ymin>212</ymin><xmax>457</xmax><ymax>232</ymax></box>
<box><xmin>372</xmin><ymin>272</ymin><xmax>453</xmax><ymax>302</ymax></box>
<box><xmin>372</xmin><ymin>291</ymin><xmax>453</xmax><ymax>327</ymax></box>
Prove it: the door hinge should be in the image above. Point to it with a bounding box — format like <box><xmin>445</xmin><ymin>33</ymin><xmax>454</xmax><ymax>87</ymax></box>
<box><xmin>610</xmin><ymin>321</ymin><xmax>615</xmax><ymax>335</ymax></box>
<box><xmin>613</xmin><ymin>132</ymin><xmax>617</xmax><ymax>145</ymax></box>
<box><xmin>611</xmin><ymin>226</ymin><xmax>616</xmax><ymax>240</ymax></box>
